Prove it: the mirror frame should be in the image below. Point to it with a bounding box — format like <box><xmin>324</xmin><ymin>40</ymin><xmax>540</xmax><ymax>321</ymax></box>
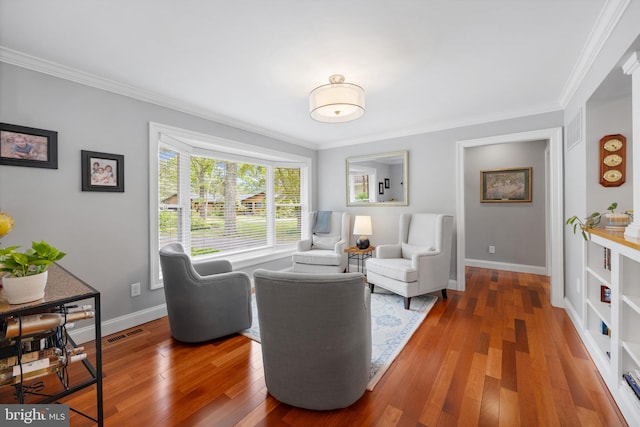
<box><xmin>346</xmin><ymin>150</ymin><xmax>409</xmax><ymax>206</ymax></box>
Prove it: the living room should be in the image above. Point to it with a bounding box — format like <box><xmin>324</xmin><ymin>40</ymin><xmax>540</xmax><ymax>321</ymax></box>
<box><xmin>2</xmin><ymin>1</ymin><xmax>640</xmax><ymax>425</ymax></box>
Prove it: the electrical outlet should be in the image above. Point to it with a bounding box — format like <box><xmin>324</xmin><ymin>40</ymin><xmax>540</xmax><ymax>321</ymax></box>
<box><xmin>489</xmin><ymin>245</ymin><xmax>496</xmax><ymax>254</ymax></box>
<box><xmin>130</xmin><ymin>283</ymin><xmax>141</xmax><ymax>297</ymax></box>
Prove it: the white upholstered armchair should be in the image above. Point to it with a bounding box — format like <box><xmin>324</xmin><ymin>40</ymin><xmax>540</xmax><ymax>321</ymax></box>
<box><xmin>365</xmin><ymin>213</ymin><xmax>453</xmax><ymax>309</ymax></box>
<box><xmin>292</xmin><ymin>211</ymin><xmax>350</xmax><ymax>273</ymax></box>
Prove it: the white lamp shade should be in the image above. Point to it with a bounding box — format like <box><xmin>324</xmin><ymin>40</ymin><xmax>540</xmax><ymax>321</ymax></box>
<box><xmin>309</xmin><ymin>75</ymin><xmax>365</xmax><ymax>123</ymax></box>
<box><xmin>353</xmin><ymin>215</ymin><xmax>372</xmax><ymax>236</ymax></box>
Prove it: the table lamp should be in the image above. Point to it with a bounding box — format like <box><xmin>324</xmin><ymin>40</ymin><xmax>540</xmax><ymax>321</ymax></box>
<box><xmin>353</xmin><ymin>215</ymin><xmax>372</xmax><ymax>249</ymax></box>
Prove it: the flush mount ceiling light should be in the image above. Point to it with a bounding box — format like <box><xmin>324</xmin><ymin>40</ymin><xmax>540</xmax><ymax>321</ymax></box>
<box><xmin>309</xmin><ymin>74</ymin><xmax>365</xmax><ymax>123</ymax></box>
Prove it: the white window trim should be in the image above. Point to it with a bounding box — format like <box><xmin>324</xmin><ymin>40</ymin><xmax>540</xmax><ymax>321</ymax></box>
<box><xmin>149</xmin><ymin>122</ymin><xmax>311</xmax><ymax>290</ymax></box>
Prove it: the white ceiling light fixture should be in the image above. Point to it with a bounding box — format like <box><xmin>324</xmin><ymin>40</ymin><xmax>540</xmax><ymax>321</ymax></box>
<box><xmin>309</xmin><ymin>74</ymin><xmax>365</xmax><ymax>123</ymax></box>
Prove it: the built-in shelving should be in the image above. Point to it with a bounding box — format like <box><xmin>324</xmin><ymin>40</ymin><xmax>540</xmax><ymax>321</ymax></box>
<box><xmin>582</xmin><ymin>228</ymin><xmax>640</xmax><ymax>424</ymax></box>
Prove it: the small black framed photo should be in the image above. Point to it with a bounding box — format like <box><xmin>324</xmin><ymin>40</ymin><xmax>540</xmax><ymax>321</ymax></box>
<box><xmin>0</xmin><ymin>123</ymin><xmax>58</xmax><ymax>169</ymax></box>
<box><xmin>384</xmin><ymin>178</ymin><xmax>390</xmax><ymax>189</ymax></box>
<box><xmin>81</xmin><ymin>150</ymin><xmax>124</xmax><ymax>192</ymax></box>
<box><xmin>378</xmin><ymin>182</ymin><xmax>384</xmax><ymax>195</ymax></box>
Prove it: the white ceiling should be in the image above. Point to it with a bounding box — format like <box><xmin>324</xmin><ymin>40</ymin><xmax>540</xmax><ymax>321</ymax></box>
<box><xmin>0</xmin><ymin>0</ymin><xmax>623</xmax><ymax>150</ymax></box>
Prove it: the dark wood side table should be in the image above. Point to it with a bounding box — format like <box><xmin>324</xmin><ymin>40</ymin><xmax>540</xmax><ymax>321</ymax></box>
<box><xmin>345</xmin><ymin>246</ymin><xmax>375</xmax><ymax>273</ymax></box>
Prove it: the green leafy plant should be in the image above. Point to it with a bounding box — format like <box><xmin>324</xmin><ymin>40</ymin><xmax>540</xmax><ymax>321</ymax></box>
<box><xmin>0</xmin><ymin>240</ymin><xmax>66</xmax><ymax>277</ymax></box>
<box><xmin>566</xmin><ymin>202</ymin><xmax>632</xmax><ymax>240</ymax></box>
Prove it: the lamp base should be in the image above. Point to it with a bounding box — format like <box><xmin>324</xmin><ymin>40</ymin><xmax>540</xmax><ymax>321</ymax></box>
<box><xmin>356</xmin><ymin>236</ymin><xmax>370</xmax><ymax>250</ymax></box>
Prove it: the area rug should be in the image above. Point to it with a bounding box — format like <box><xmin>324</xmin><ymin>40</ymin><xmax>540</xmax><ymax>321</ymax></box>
<box><xmin>240</xmin><ymin>291</ymin><xmax>438</xmax><ymax>390</ymax></box>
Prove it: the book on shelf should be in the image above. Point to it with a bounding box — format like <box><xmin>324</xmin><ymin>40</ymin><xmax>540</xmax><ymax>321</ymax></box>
<box><xmin>624</xmin><ymin>372</ymin><xmax>640</xmax><ymax>400</ymax></box>
<box><xmin>603</xmin><ymin>247</ymin><xmax>612</xmax><ymax>271</ymax></box>
<box><xmin>601</xmin><ymin>321</ymin><xmax>611</xmax><ymax>336</ymax></box>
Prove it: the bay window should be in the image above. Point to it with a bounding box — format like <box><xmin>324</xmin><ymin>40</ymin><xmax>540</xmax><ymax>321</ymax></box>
<box><xmin>149</xmin><ymin>123</ymin><xmax>310</xmax><ymax>288</ymax></box>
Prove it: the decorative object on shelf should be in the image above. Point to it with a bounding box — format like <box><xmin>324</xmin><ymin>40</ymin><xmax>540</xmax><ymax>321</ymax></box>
<box><xmin>353</xmin><ymin>215</ymin><xmax>372</xmax><ymax>249</ymax></box>
<box><xmin>480</xmin><ymin>167</ymin><xmax>532</xmax><ymax>203</ymax></box>
<box><xmin>0</xmin><ymin>240</ymin><xmax>66</xmax><ymax>304</ymax></box>
<box><xmin>309</xmin><ymin>74</ymin><xmax>365</xmax><ymax>123</ymax></box>
<box><xmin>0</xmin><ymin>123</ymin><xmax>58</xmax><ymax>169</ymax></box>
<box><xmin>3</xmin><ymin>310</ymin><xmax>94</xmax><ymax>338</ymax></box>
<box><xmin>81</xmin><ymin>150</ymin><xmax>125</xmax><ymax>192</ymax></box>
<box><xmin>600</xmin><ymin>285</ymin><xmax>611</xmax><ymax>304</ymax></box>
<box><xmin>603</xmin><ymin>210</ymin><xmax>633</xmax><ymax>231</ymax></box>
<box><xmin>565</xmin><ymin>202</ymin><xmax>633</xmax><ymax>240</ymax></box>
<box><xmin>599</xmin><ymin>134</ymin><xmax>626</xmax><ymax>187</ymax></box>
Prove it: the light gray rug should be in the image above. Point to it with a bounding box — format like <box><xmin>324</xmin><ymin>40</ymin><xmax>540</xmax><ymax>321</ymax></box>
<box><xmin>240</xmin><ymin>291</ymin><xmax>438</xmax><ymax>390</ymax></box>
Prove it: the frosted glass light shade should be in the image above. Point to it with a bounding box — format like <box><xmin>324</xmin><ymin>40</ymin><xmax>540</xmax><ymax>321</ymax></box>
<box><xmin>309</xmin><ymin>74</ymin><xmax>365</xmax><ymax>123</ymax></box>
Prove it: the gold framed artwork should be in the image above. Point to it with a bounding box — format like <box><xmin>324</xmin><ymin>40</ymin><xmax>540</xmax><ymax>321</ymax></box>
<box><xmin>480</xmin><ymin>167</ymin><xmax>532</xmax><ymax>203</ymax></box>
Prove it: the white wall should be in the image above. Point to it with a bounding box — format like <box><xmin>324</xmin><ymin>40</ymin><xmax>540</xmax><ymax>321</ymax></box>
<box><xmin>0</xmin><ymin>63</ymin><xmax>316</xmax><ymax>324</ymax></box>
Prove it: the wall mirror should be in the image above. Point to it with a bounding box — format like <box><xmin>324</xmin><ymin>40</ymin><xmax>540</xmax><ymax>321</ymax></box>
<box><xmin>346</xmin><ymin>150</ymin><xmax>408</xmax><ymax>206</ymax></box>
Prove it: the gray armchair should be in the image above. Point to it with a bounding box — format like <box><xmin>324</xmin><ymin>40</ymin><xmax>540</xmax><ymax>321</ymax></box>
<box><xmin>253</xmin><ymin>269</ymin><xmax>371</xmax><ymax>410</ymax></box>
<box><xmin>159</xmin><ymin>243</ymin><xmax>252</xmax><ymax>343</ymax></box>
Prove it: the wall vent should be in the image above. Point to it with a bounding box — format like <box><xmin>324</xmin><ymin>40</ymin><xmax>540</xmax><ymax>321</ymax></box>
<box><xmin>566</xmin><ymin>109</ymin><xmax>583</xmax><ymax>151</ymax></box>
<box><xmin>106</xmin><ymin>328</ymin><xmax>144</xmax><ymax>344</ymax></box>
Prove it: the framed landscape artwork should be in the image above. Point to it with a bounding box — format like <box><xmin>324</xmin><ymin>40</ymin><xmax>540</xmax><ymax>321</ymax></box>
<box><xmin>81</xmin><ymin>150</ymin><xmax>125</xmax><ymax>192</ymax></box>
<box><xmin>0</xmin><ymin>123</ymin><xmax>58</xmax><ymax>169</ymax></box>
<box><xmin>480</xmin><ymin>167</ymin><xmax>532</xmax><ymax>203</ymax></box>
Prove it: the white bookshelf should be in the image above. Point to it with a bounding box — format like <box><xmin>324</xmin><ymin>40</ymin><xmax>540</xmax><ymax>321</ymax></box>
<box><xmin>583</xmin><ymin>228</ymin><xmax>640</xmax><ymax>424</ymax></box>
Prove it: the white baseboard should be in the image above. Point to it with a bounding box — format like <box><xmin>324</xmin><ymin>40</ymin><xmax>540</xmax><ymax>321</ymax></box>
<box><xmin>563</xmin><ymin>297</ymin><xmax>582</xmax><ymax>331</ymax></box>
<box><xmin>465</xmin><ymin>258</ymin><xmax>548</xmax><ymax>275</ymax></box>
<box><xmin>69</xmin><ymin>304</ymin><xmax>168</xmax><ymax>344</ymax></box>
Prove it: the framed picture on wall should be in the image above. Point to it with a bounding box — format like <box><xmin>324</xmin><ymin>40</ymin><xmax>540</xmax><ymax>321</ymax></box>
<box><xmin>0</xmin><ymin>123</ymin><xmax>58</xmax><ymax>169</ymax></box>
<box><xmin>81</xmin><ymin>150</ymin><xmax>125</xmax><ymax>192</ymax></box>
<box><xmin>480</xmin><ymin>167</ymin><xmax>532</xmax><ymax>203</ymax></box>
<box><xmin>384</xmin><ymin>178</ymin><xmax>390</xmax><ymax>189</ymax></box>
<box><xmin>378</xmin><ymin>182</ymin><xmax>384</xmax><ymax>195</ymax></box>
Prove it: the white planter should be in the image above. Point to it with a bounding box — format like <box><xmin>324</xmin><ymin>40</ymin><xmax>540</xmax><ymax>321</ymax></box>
<box><xmin>2</xmin><ymin>270</ymin><xmax>48</xmax><ymax>304</ymax></box>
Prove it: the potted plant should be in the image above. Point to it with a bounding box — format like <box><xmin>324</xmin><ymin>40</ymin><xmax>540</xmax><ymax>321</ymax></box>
<box><xmin>0</xmin><ymin>240</ymin><xmax>66</xmax><ymax>304</ymax></box>
<box><xmin>566</xmin><ymin>202</ymin><xmax>633</xmax><ymax>240</ymax></box>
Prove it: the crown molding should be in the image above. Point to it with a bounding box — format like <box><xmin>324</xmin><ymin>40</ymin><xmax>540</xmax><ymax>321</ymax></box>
<box><xmin>0</xmin><ymin>46</ymin><xmax>318</xmax><ymax>150</ymax></box>
<box><xmin>557</xmin><ymin>0</ymin><xmax>630</xmax><ymax>107</ymax></box>
<box><xmin>622</xmin><ymin>51</ymin><xmax>640</xmax><ymax>74</ymax></box>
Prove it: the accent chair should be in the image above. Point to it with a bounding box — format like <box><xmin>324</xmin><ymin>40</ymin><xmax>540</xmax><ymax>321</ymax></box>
<box><xmin>159</xmin><ymin>243</ymin><xmax>252</xmax><ymax>342</ymax></box>
<box><xmin>291</xmin><ymin>211</ymin><xmax>350</xmax><ymax>273</ymax></box>
<box><xmin>365</xmin><ymin>213</ymin><xmax>453</xmax><ymax>309</ymax></box>
<box><xmin>253</xmin><ymin>269</ymin><xmax>371</xmax><ymax>410</ymax></box>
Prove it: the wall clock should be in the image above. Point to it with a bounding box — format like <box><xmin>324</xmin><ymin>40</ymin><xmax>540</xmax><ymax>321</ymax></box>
<box><xmin>599</xmin><ymin>134</ymin><xmax>626</xmax><ymax>187</ymax></box>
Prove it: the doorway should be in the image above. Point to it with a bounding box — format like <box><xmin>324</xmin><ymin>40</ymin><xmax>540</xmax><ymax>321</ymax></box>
<box><xmin>456</xmin><ymin>127</ymin><xmax>564</xmax><ymax>307</ymax></box>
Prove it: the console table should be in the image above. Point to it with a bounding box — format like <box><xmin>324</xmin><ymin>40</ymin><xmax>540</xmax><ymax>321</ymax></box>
<box><xmin>0</xmin><ymin>263</ymin><xmax>102</xmax><ymax>425</ymax></box>
<box><xmin>345</xmin><ymin>246</ymin><xmax>375</xmax><ymax>273</ymax></box>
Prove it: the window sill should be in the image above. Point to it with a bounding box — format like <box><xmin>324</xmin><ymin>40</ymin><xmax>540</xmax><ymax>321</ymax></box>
<box><xmin>198</xmin><ymin>245</ymin><xmax>296</xmax><ymax>270</ymax></box>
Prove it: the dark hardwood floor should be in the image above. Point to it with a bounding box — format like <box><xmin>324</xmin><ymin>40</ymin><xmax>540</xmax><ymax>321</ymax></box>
<box><xmin>12</xmin><ymin>267</ymin><xmax>629</xmax><ymax>426</ymax></box>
